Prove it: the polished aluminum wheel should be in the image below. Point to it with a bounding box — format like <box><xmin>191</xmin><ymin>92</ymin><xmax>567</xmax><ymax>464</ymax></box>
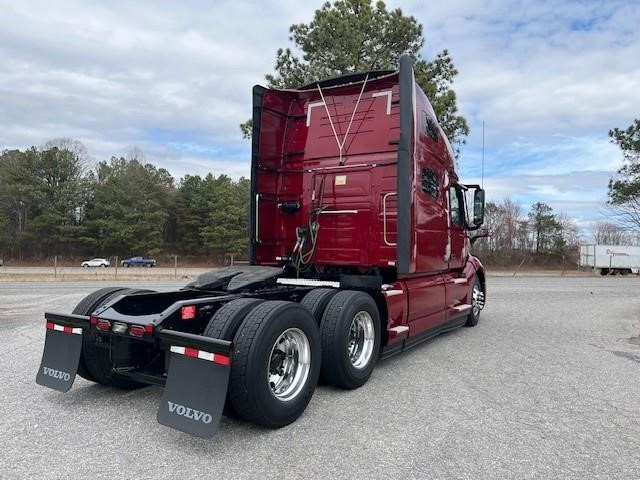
<box><xmin>267</xmin><ymin>328</ymin><xmax>311</xmax><ymax>402</ymax></box>
<box><xmin>472</xmin><ymin>284</ymin><xmax>485</xmax><ymax>317</ymax></box>
<box><xmin>347</xmin><ymin>311</ymin><xmax>375</xmax><ymax>369</ymax></box>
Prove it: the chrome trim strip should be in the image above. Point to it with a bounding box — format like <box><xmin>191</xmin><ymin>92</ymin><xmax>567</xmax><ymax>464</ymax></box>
<box><xmin>383</xmin><ymin>192</ymin><xmax>398</xmax><ymax>246</ymax></box>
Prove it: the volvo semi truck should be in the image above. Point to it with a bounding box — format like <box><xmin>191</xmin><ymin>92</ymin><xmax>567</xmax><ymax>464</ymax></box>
<box><xmin>36</xmin><ymin>56</ymin><xmax>487</xmax><ymax>438</ymax></box>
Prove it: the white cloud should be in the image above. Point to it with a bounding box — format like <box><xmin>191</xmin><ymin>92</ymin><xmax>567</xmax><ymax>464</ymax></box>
<box><xmin>0</xmin><ymin>0</ymin><xmax>638</xmax><ymax>233</ymax></box>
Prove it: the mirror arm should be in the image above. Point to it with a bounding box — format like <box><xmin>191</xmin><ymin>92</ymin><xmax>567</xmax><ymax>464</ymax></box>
<box><xmin>466</xmin><ymin>222</ymin><xmax>482</xmax><ymax>232</ymax></box>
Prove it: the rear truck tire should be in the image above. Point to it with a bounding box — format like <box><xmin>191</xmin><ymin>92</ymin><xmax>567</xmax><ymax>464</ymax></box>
<box><xmin>203</xmin><ymin>298</ymin><xmax>265</xmax><ymax>417</ymax></box>
<box><xmin>600</xmin><ymin>268</ymin><xmax>609</xmax><ymax>276</ymax></box>
<box><xmin>73</xmin><ymin>288</ymin><xmax>153</xmax><ymax>389</ymax></box>
<box><xmin>229</xmin><ymin>301</ymin><xmax>321</xmax><ymax>428</ymax></box>
<box><xmin>300</xmin><ymin>288</ymin><xmax>339</xmax><ymax>385</ymax></box>
<box><xmin>300</xmin><ymin>288</ymin><xmax>338</xmax><ymax>325</ymax></box>
<box><xmin>465</xmin><ymin>276</ymin><xmax>484</xmax><ymax>327</ymax></box>
<box><xmin>319</xmin><ymin>290</ymin><xmax>381</xmax><ymax>390</ymax></box>
<box><xmin>204</xmin><ymin>298</ymin><xmax>265</xmax><ymax>340</ymax></box>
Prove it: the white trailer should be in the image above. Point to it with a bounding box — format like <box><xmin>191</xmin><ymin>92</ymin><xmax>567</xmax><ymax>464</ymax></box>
<box><xmin>579</xmin><ymin>244</ymin><xmax>640</xmax><ymax>275</ymax></box>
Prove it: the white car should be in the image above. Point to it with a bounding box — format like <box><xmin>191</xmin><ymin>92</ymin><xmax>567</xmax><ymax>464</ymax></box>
<box><xmin>81</xmin><ymin>258</ymin><xmax>110</xmax><ymax>268</ymax></box>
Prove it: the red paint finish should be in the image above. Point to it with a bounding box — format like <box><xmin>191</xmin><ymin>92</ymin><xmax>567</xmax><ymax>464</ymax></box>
<box><xmin>255</xmin><ymin>75</ymin><xmax>400</xmax><ymax>268</ymax></box>
<box><xmin>254</xmin><ymin>64</ymin><xmax>486</xmax><ymax>351</ymax></box>
<box><xmin>404</xmin><ymin>274</ymin><xmax>447</xmax><ymax>335</ymax></box>
<box><xmin>382</xmin><ymin>282</ymin><xmax>408</xmax><ymax>345</ymax></box>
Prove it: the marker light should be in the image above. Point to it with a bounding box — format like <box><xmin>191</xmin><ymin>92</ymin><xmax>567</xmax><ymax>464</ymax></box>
<box><xmin>96</xmin><ymin>319</ymin><xmax>111</xmax><ymax>331</ymax></box>
<box><xmin>129</xmin><ymin>325</ymin><xmax>146</xmax><ymax>337</ymax></box>
<box><xmin>181</xmin><ymin>305</ymin><xmax>197</xmax><ymax>321</ymax></box>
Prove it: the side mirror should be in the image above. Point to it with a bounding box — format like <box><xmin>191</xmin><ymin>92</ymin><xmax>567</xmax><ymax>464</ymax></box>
<box><xmin>472</xmin><ymin>189</ymin><xmax>485</xmax><ymax>227</ymax></box>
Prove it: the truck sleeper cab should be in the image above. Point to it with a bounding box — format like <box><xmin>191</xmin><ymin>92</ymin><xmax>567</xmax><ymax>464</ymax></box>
<box><xmin>36</xmin><ymin>55</ymin><xmax>487</xmax><ymax>439</ymax></box>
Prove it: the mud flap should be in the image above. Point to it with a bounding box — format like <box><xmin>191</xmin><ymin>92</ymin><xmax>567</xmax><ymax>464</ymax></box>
<box><xmin>157</xmin><ymin>343</ymin><xmax>231</xmax><ymax>438</ymax></box>
<box><xmin>36</xmin><ymin>321</ymin><xmax>84</xmax><ymax>392</ymax></box>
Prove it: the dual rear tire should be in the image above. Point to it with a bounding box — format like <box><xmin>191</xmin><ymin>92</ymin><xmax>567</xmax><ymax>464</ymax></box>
<box><xmin>224</xmin><ymin>301</ymin><xmax>321</xmax><ymax>428</ymax></box>
<box><xmin>206</xmin><ymin>290</ymin><xmax>381</xmax><ymax>428</ymax></box>
<box><xmin>300</xmin><ymin>288</ymin><xmax>381</xmax><ymax>388</ymax></box>
<box><xmin>318</xmin><ymin>291</ymin><xmax>380</xmax><ymax>390</ymax></box>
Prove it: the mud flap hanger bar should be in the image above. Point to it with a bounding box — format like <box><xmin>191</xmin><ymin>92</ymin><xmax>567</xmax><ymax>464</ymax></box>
<box><xmin>43</xmin><ymin>312</ymin><xmax>91</xmax><ymax>328</ymax></box>
<box><xmin>157</xmin><ymin>329</ymin><xmax>233</xmax><ymax>438</ymax></box>
<box><xmin>157</xmin><ymin>329</ymin><xmax>232</xmax><ymax>356</ymax></box>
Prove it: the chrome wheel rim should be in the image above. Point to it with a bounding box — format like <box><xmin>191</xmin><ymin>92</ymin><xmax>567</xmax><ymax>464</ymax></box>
<box><xmin>267</xmin><ymin>328</ymin><xmax>311</xmax><ymax>402</ymax></box>
<box><xmin>347</xmin><ymin>311</ymin><xmax>375</xmax><ymax>369</ymax></box>
<box><xmin>472</xmin><ymin>284</ymin><xmax>485</xmax><ymax>317</ymax></box>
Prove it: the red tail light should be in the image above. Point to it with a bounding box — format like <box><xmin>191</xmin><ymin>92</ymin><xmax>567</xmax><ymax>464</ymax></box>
<box><xmin>181</xmin><ymin>305</ymin><xmax>197</xmax><ymax>320</ymax></box>
<box><xmin>90</xmin><ymin>316</ymin><xmax>98</xmax><ymax>325</ymax></box>
<box><xmin>144</xmin><ymin>324</ymin><xmax>154</xmax><ymax>334</ymax></box>
<box><xmin>96</xmin><ymin>319</ymin><xmax>111</xmax><ymax>331</ymax></box>
<box><xmin>129</xmin><ymin>325</ymin><xmax>145</xmax><ymax>337</ymax></box>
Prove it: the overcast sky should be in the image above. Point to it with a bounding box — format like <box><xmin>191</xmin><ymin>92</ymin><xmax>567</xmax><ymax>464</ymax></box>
<box><xmin>1</xmin><ymin>0</ymin><xmax>639</xmax><ymax>233</ymax></box>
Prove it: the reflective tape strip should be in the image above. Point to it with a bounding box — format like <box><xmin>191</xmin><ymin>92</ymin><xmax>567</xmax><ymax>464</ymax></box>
<box><xmin>277</xmin><ymin>278</ymin><xmax>340</xmax><ymax>288</ymax></box>
<box><xmin>453</xmin><ymin>304</ymin><xmax>472</xmax><ymax>312</ymax></box>
<box><xmin>46</xmin><ymin>321</ymin><xmax>82</xmax><ymax>335</ymax></box>
<box><xmin>170</xmin><ymin>345</ymin><xmax>230</xmax><ymax>366</ymax></box>
<box><xmin>383</xmin><ymin>289</ymin><xmax>404</xmax><ymax>297</ymax></box>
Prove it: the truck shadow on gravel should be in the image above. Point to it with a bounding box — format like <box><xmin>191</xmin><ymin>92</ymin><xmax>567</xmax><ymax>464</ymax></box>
<box><xmin>51</xmin><ymin>381</ymin><xmax>297</xmax><ymax>449</ymax></box>
<box><xmin>611</xmin><ymin>350</ymin><xmax>640</xmax><ymax>364</ymax></box>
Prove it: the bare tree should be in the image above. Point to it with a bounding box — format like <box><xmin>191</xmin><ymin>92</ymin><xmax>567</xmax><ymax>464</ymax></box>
<box><xmin>593</xmin><ymin>220</ymin><xmax>624</xmax><ymax>245</ymax></box>
<box><xmin>127</xmin><ymin>146</ymin><xmax>145</xmax><ymax>163</ymax></box>
<box><xmin>502</xmin><ymin>197</ymin><xmax>522</xmax><ymax>252</ymax></box>
<box><xmin>557</xmin><ymin>213</ymin><xmax>582</xmax><ymax>247</ymax></box>
<box><xmin>607</xmin><ymin>200</ymin><xmax>640</xmax><ymax>231</ymax></box>
<box><xmin>44</xmin><ymin>138</ymin><xmax>92</xmax><ymax>170</ymax></box>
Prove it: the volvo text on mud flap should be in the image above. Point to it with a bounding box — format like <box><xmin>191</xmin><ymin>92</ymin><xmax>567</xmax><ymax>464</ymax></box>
<box><xmin>36</xmin><ymin>313</ymin><xmax>88</xmax><ymax>392</ymax></box>
<box><xmin>157</xmin><ymin>330</ymin><xmax>232</xmax><ymax>438</ymax></box>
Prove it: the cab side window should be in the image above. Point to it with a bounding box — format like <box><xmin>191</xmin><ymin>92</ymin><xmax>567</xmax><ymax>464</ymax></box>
<box><xmin>449</xmin><ymin>187</ymin><xmax>464</xmax><ymax>226</ymax></box>
<box><xmin>422</xmin><ymin>168</ymin><xmax>439</xmax><ymax>198</ymax></box>
<box><xmin>423</xmin><ymin>112</ymin><xmax>439</xmax><ymax>142</ymax></box>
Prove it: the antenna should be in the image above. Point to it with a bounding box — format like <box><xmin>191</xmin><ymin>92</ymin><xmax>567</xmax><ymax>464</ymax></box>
<box><xmin>481</xmin><ymin>120</ymin><xmax>485</xmax><ymax>189</ymax></box>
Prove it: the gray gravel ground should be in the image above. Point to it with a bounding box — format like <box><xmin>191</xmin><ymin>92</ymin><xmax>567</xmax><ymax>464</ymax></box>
<box><xmin>0</xmin><ymin>276</ymin><xmax>639</xmax><ymax>480</ymax></box>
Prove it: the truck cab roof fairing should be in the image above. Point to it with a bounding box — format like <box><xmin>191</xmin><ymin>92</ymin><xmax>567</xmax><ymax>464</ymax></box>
<box><xmin>298</xmin><ymin>69</ymin><xmax>395</xmax><ymax>91</ymax></box>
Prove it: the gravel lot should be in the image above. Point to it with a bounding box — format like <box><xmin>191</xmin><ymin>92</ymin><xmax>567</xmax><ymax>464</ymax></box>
<box><xmin>1</xmin><ymin>276</ymin><xmax>639</xmax><ymax>479</ymax></box>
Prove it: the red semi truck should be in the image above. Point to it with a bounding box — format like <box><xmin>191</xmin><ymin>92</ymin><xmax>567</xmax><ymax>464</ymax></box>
<box><xmin>36</xmin><ymin>56</ymin><xmax>486</xmax><ymax>438</ymax></box>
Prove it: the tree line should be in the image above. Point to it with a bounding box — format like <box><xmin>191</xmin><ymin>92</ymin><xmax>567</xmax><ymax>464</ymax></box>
<box><xmin>474</xmin><ymin>201</ymin><xmax>640</xmax><ymax>269</ymax></box>
<box><xmin>2</xmin><ymin>139</ymin><xmax>638</xmax><ymax>266</ymax></box>
<box><xmin>473</xmin><ymin>199</ymin><xmax>583</xmax><ymax>267</ymax></box>
<box><xmin>0</xmin><ymin>142</ymin><xmax>249</xmax><ymax>262</ymax></box>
